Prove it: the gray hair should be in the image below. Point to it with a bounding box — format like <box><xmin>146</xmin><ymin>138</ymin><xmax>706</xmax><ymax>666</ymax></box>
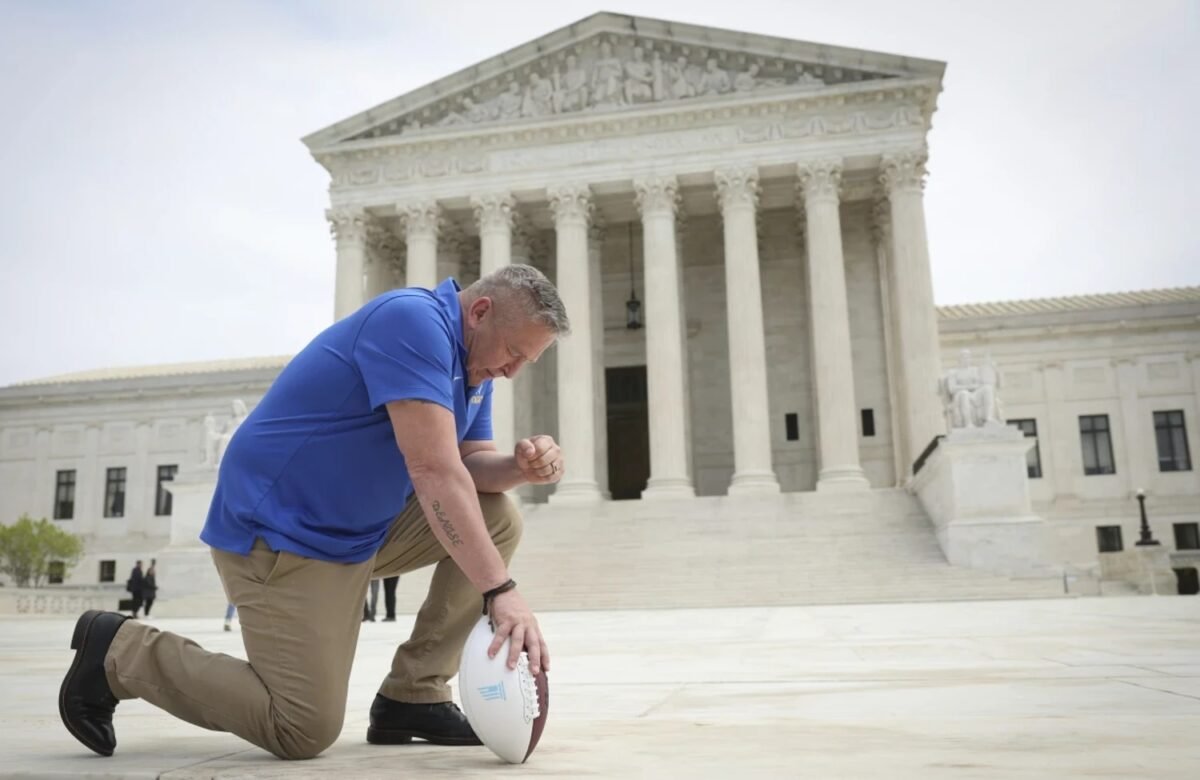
<box><xmin>466</xmin><ymin>264</ymin><xmax>571</xmax><ymax>336</ymax></box>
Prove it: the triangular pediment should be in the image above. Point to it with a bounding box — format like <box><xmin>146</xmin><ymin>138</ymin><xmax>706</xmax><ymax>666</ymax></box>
<box><xmin>303</xmin><ymin>12</ymin><xmax>944</xmax><ymax>149</ymax></box>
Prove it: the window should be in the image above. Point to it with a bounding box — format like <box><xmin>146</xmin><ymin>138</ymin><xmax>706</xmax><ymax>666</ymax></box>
<box><xmin>1096</xmin><ymin>525</ymin><xmax>1124</xmax><ymax>553</ymax></box>
<box><xmin>155</xmin><ymin>464</ymin><xmax>178</xmax><ymax>516</ymax></box>
<box><xmin>47</xmin><ymin>561</ymin><xmax>65</xmax><ymax>584</ymax></box>
<box><xmin>1154</xmin><ymin>411</ymin><xmax>1192</xmax><ymax>472</ymax></box>
<box><xmin>1174</xmin><ymin>523</ymin><xmax>1200</xmax><ymax>551</ymax></box>
<box><xmin>99</xmin><ymin>560</ymin><xmax>116</xmax><ymax>583</ymax></box>
<box><xmin>784</xmin><ymin>413</ymin><xmax>799</xmax><ymax>442</ymax></box>
<box><xmin>861</xmin><ymin>409</ymin><xmax>876</xmax><ymax>437</ymax></box>
<box><xmin>54</xmin><ymin>470</ymin><xmax>76</xmax><ymax>519</ymax></box>
<box><xmin>1079</xmin><ymin>415</ymin><xmax>1115</xmax><ymax>476</ymax></box>
<box><xmin>103</xmin><ymin>467</ymin><xmax>126</xmax><ymax>518</ymax></box>
<box><xmin>1010</xmin><ymin>419</ymin><xmax>1043</xmax><ymax>479</ymax></box>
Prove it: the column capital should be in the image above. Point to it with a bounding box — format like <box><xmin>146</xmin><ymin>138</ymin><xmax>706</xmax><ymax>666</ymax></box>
<box><xmin>587</xmin><ymin>217</ymin><xmax>607</xmax><ymax>247</ymax></box>
<box><xmin>714</xmin><ymin>165</ymin><xmax>760</xmax><ymax>214</ymax></box>
<box><xmin>548</xmin><ymin>184</ymin><xmax>593</xmax><ymax>226</ymax></box>
<box><xmin>398</xmin><ymin>200</ymin><xmax>442</xmax><ymax>239</ymax></box>
<box><xmin>471</xmin><ymin>192</ymin><xmax>515</xmax><ymax>233</ymax></box>
<box><xmin>634</xmin><ymin>174</ymin><xmax>680</xmax><ymax>217</ymax></box>
<box><xmin>870</xmin><ymin>198</ymin><xmax>892</xmax><ymax>246</ymax></box>
<box><xmin>797</xmin><ymin>158</ymin><xmax>843</xmax><ymax>203</ymax></box>
<box><xmin>326</xmin><ymin>206</ymin><xmax>369</xmax><ymax>246</ymax></box>
<box><xmin>439</xmin><ymin>223</ymin><xmax>471</xmax><ymax>256</ymax></box>
<box><xmin>880</xmin><ymin>150</ymin><xmax>929</xmax><ymax>195</ymax></box>
<box><xmin>365</xmin><ymin>223</ymin><xmax>402</xmax><ymax>257</ymax></box>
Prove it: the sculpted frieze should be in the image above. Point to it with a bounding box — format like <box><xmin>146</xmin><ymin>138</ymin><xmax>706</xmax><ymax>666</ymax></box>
<box><xmin>327</xmin><ymin>102</ymin><xmax>924</xmax><ymax>191</ymax></box>
<box><xmin>350</xmin><ymin>34</ymin><xmax>892</xmax><ymax>140</ymax></box>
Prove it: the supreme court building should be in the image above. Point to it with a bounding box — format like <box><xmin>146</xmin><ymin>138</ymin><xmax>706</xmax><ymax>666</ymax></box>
<box><xmin>2</xmin><ymin>14</ymin><xmax>1197</xmax><ymax>609</ymax></box>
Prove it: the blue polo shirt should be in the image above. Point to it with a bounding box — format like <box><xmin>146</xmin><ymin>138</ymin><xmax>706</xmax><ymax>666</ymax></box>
<box><xmin>200</xmin><ymin>279</ymin><xmax>493</xmax><ymax>563</ymax></box>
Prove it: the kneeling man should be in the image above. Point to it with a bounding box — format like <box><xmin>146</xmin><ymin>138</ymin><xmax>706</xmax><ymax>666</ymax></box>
<box><xmin>59</xmin><ymin>265</ymin><xmax>568</xmax><ymax>760</ymax></box>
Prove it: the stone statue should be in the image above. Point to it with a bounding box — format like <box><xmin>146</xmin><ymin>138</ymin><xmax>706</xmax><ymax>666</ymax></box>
<box><xmin>734</xmin><ymin>64</ymin><xmax>760</xmax><ymax>93</ymax></box>
<box><xmin>552</xmin><ymin>53</ymin><xmax>589</xmax><ymax>113</ymax></box>
<box><xmin>623</xmin><ymin>46</ymin><xmax>655</xmax><ymax>104</ymax></box>
<box><xmin>495</xmin><ymin>82</ymin><xmax>524</xmax><ymax>120</ymax></box>
<box><xmin>590</xmin><ymin>40</ymin><xmax>625</xmax><ymax>108</ymax></box>
<box><xmin>203</xmin><ymin>399</ymin><xmax>250</xmax><ymax>468</ymax></box>
<box><xmin>795</xmin><ymin>66</ymin><xmax>824</xmax><ymax>89</ymax></box>
<box><xmin>941</xmin><ymin>350</ymin><xmax>1003</xmax><ymax>430</ymax></box>
<box><xmin>665</xmin><ymin>56</ymin><xmax>695</xmax><ymax>100</ymax></box>
<box><xmin>650</xmin><ymin>51</ymin><xmax>667</xmax><ymax>101</ymax></box>
<box><xmin>697</xmin><ymin>59</ymin><xmax>731</xmax><ymax>96</ymax></box>
<box><xmin>521</xmin><ymin>72</ymin><xmax>555</xmax><ymax>117</ymax></box>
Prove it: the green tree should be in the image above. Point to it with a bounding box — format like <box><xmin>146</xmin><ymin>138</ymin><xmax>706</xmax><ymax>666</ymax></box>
<box><xmin>0</xmin><ymin>515</ymin><xmax>85</xmax><ymax>587</ymax></box>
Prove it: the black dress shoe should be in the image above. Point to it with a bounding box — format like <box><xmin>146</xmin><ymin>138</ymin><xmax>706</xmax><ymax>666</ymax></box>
<box><xmin>59</xmin><ymin>610</ymin><xmax>128</xmax><ymax>756</ymax></box>
<box><xmin>367</xmin><ymin>694</ymin><xmax>482</xmax><ymax>746</ymax></box>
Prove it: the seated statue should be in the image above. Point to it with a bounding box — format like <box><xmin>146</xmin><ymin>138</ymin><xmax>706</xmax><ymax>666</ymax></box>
<box><xmin>204</xmin><ymin>399</ymin><xmax>250</xmax><ymax>468</ymax></box>
<box><xmin>940</xmin><ymin>350</ymin><xmax>1003</xmax><ymax>429</ymax></box>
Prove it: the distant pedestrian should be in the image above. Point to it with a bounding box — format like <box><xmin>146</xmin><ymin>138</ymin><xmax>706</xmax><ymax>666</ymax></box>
<box><xmin>125</xmin><ymin>561</ymin><xmax>144</xmax><ymax>618</ymax></box>
<box><xmin>381</xmin><ymin>575</ymin><xmax>399</xmax><ymax>622</ymax></box>
<box><xmin>141</xmin><ymin>563</ymin><xmax>157</xmax><ymax>618</ymax></box>
<box><xmin>223</xmin><ymin>603</ymin><xmax>236</xmax><ymax>632</ymax></box>
<box><xmin>362</xmin><ymin>580</ymin><xmax>379</xmax><ymax>622</ymax></box>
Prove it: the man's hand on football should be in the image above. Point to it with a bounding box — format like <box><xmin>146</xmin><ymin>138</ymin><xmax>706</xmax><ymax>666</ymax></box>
<box><xmin>487</xmin><ymin>588</ymin><xmax>549</xmax><ymax>674</ymax></box>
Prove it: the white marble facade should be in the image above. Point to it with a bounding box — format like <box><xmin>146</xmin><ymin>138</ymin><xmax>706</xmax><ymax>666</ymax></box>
<box><xmin>1</xmin><ymin>14</ymin><xmax>1198</xmax><ymax>589</ymax></box>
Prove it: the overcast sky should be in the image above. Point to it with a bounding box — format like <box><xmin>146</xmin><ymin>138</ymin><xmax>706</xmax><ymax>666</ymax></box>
<box><xmin>0</xmin><ymin>0</ymin><xmax>1196</xmax><ymax>386</ymax></box>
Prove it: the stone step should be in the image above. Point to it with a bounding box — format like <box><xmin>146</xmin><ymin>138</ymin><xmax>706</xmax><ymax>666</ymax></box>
<box><xmin>384</xmin><ymin>490</ymin><xmax>1062</xmax><ymax>613</ymax></box>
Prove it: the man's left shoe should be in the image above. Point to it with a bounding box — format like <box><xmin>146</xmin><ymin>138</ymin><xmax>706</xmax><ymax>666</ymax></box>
<box><xmin>58</xmin><ymin>610</ymin><xmax>128</xmax><ymax>756</ymax></box>
<box><xmin>366</xmin><ymin>694</ymin><xmax>482</xmax><ymax>746</ymax></box>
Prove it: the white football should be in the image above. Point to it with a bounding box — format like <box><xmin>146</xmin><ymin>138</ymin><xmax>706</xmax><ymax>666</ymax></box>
<box><xmin>458</xmin><ymin>614</ymin><xmax>549</xmax><ymax>764</ymax></box>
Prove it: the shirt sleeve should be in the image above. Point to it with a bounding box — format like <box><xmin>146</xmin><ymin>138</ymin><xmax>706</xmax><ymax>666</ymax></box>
<box><xmin>352</xmin><ymin>295</ymin><xmax>455</xmax><ymax>412</ymax></box>
<box><xmin>463</xmin><ymin>381</ymin><xmax>494</xmax><ymax>441</ymax></box>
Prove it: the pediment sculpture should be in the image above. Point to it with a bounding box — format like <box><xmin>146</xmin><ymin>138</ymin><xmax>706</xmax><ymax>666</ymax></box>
<box><xmin>353</xmin><ymin>35</ymin><xmax>886</xmax><ymax>140</ymax></box>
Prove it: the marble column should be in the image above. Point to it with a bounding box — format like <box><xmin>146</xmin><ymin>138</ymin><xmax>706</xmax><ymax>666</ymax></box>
<box><xmin>34</xmin><ymin>427</ymin><xmax>52</xmax><ymax>519</ymax></box>
<box><xmin>364</xmin><ymin>224</ymin><xmax>401</xmax><ymax>299</ymax></box>
<box><xmin>400</xmin><ymin>200</ymin><xmax>441</xmax><ymax>289</ymax></box>
<box><xmin>1114</xmin><ymin>358</ymin><xmax>1149</xmax><ymax>491</ymax></box>
<box><xmin>714</xmin><ymin>165</ymin><xmax>780</xmax><ymax>494</ymax></box>
<box><xmin>438</xmin><ymin>226</ymin><xmax>467</xmax><ymax>284</ymax></box>
<box><xmin>509</xmin><ymin>219</ymin><xmax>537</xmax><ymax>501</ymax></box>
<box><xmin>634</xmin><ymin>175</ymin><xmax>694</xmax><ymax>499</ymax></box>
<box><xmin>472</xmin><ymin>193</ymin><xmax>516</xmax><ymax>457</ymax></box>
<box><xmin>797</xmin><ymin>159</ymin><xmax>869</xmax><ymax>491</ymax></box>
<box><xmin>80</xmin><ymin>424</ymin><xmax>101</xmax><ymax>531</ymax></box>
<box><xmin>548</xmin><ymin>184</ymin><xmax>603</xmax><ymax>502</ymax></box>
<box><xmin>129</xmin><ymin>422</ymin><xmax>152</xmax><ymax>537</ymax></box>
<box><xmin>327</xmin><ymin>207</ymin><xmax>369</xmax><ymax>320</ymax></box>
<box><xmin>588</xmin><ymin>222</ymin><xmax>610</xmax><ymax>498</ymax></box>
<box><xmin>880</xmin><ymin>151</ymin><xmax>945</xmax><ymax>472</ymax></box>
<box><xmin>872</xmin><ymin>200</ymin><xmax>907</xmax><ymax>487</ymax></box>
<box><xmin>1040</xmin><ymin>361</ymin><xmax>1077</xmax><ymax>499</ymax></box>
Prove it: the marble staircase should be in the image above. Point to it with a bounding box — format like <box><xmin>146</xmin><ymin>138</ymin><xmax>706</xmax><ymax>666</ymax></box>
<box><xmin>392</xmin><ymin>489</ymin><xmax>1063</xmax><ymax>614</ymax></box>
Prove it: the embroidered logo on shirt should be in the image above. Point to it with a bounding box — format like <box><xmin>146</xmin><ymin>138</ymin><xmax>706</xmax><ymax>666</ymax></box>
<box><xmin>470</xmin><ymin>393</ymin><xmax>484</xmax><ymax>405</ymax></box>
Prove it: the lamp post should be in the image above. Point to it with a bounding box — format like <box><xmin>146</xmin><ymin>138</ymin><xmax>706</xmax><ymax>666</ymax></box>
<box><xmin>1134</xmin><ymin>488</ymin><xmax>1160</xmax><ymax>547</ymax></box>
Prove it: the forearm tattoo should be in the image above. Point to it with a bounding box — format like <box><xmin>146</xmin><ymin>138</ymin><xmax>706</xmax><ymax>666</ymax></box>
<box><xmin>431</xmin><ymin>499</ymin><xmax>463</xmax><ymax>547</ymax></box>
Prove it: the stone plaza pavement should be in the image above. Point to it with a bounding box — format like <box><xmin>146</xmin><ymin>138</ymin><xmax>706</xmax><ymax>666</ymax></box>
<box><xmin>0</xmin><ymin>597</ymin><xmax>1197</xmax><ymax>779</ymax></box>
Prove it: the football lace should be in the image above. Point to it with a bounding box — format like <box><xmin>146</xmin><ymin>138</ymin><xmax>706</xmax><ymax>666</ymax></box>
<box><xmin>516</xmin><ymin>651</ymin><xmax>541</xmax><ymax>723</ymax></box>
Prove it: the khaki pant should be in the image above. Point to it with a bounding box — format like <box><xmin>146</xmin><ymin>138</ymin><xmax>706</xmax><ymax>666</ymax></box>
<box><xmin>102</xmin><ymin>492</ymin><xmax>522</xmax><ymax>760</ymax></box>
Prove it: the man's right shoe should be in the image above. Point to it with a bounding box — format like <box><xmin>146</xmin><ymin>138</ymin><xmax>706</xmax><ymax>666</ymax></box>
<box><xmin>58</xmin><ymin>610</ymin><xmax>127</xmax><ymax>756</ymax></box>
